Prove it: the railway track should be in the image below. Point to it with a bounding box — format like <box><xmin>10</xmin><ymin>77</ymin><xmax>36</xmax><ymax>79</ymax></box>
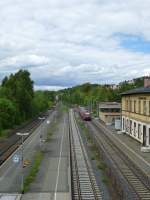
<box><xmin>87</xmin><ymin>120</ymin><xmax>150</xmax><ymax>200</ymax></box>
<box><xmin>0</xmin><ymin>110</ymin><xmax>52</xmax><ymax>165</ymax></box>
<box><xmin>69</xmin><ymin>109</ymin><xmax>102</xmax><ymax>200</ymax></box>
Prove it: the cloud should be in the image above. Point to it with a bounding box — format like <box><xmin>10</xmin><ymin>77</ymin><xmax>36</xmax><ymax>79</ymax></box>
<box><xmin>0</xmin><ymin>0</ymin><xmax>150</xmax><ymax>89</ymax></box>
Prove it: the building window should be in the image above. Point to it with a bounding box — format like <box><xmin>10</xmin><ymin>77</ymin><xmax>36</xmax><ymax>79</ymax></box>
<box><xmin>138</xmin><ymin>124</ymin><xmax>141</xmax><ymax>139</ymax></box>
<box><xmin>130</xmin><ymin>100</ymin><xmax>132</xmax><ymax>112</ymax></box>
<box><xmin>126</xmin><ymin>119</ymin><xmax>128</xmax><ymax>132</ymax></box>
<box><xmin>138</xmin><ymin>100</ymin><xmax>141</xmax><ymax>114</ymax></box>
<box><xmin>126</xmin><ymin>100</ymin><xmax>128</xmax><ymax>111</ymax></box>
<box><xmin>143</xmin><ymin>100</ymin><xmax>147</xmax><ymax>115</ymax></box>
<box><xmin>130</xmin><ymin>120</ymin><xmax>132</xmax><ymax>134</ymax></box>
<box><xmin>149</xmin><ymin>128</ymin><xmax>150</xmax><ymax>145</ymax></box>
<box><xmin>134</xmin><ymin>122</ymin><xmax>136</xmax><ymax>136</ymax></box>
<box><xmin>134</xmin><ymin>100</ymin><xmax>136</xmax><ymax>113</ymax></box>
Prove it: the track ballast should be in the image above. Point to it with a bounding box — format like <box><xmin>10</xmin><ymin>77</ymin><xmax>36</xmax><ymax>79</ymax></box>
<box><xmin>69</xmin><ymin>109</ymin><xmax>102</xmax><ymax>200</ymax></box>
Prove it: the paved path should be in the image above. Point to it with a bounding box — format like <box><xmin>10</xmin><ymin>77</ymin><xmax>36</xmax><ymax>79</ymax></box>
<box><xmin>21</xmin><ymin>113</ymin><xmax>71</xmax><ymax>200</ymax></box>
<box><xmin>0</xmin><ymin>110</ymin><xmax>56</xmax><ymax>193</ymax></box>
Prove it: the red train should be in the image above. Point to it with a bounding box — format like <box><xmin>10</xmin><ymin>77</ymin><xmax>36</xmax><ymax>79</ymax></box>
<box><xmin>79</xmin><ymin>107</ymin><xmax>91</xmax><ymax>121</ymax></box>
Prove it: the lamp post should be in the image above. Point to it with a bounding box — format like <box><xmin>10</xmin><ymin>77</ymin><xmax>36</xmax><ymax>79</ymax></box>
<box><xmin>38</xmin><ymin>117</ymin><xmax>46</xmax><ymax>149</ymax></box>
<box><xmin>16</xmin><ymin>132</ymin><xmax>29</xmax><ymax>193</ymax></box>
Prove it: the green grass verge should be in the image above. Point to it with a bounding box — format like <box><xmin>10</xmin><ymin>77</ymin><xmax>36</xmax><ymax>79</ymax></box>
<box><xmin>23</xmin><ymin>151</ymin><xmax>44</xmax><ymax>193</ymax></box>
<box><xmin>77</xmin><ymin>117</ymin><xmax>110</xmax><ymax>186</ymax></box>
<box><xmin>46</xmin><ymin>131</ymin><xmax>53</xmax><ymax>141</ymax></box>
<box><xmin>0</xmin><ymin>129</ymin><xmax>10</xmax><ymax>138</ymax></box>
<box><xmin>59</xmin><ymin>104</ymin><xmax>68</xmax><ymax>113</ymax></box>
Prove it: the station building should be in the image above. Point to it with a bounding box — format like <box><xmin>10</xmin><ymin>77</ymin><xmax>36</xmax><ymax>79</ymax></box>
<box><xmin>99</xmin><ymin>102</ymin><xmax>121</xmax><ymax>125</ymax></box>
<box><xmin>121</xmin><ymin>77</ymin><xmax>150</xmax><ymax>146</ymax></box>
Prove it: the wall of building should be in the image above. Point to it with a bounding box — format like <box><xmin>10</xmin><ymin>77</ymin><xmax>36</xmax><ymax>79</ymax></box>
<box><xmin>122</xmin><ymin>116</ymin><xmax>150</xmax><ymax>146</ymax></box>
<box><xmin>122</xmin><ymin>94</ymin><xmax>150</xmax><ymax>146</ymax></box>
<box><xmin>99</xmin><ymin>112</ymin><xmax>120</xmax><ymax>125</ymax></box>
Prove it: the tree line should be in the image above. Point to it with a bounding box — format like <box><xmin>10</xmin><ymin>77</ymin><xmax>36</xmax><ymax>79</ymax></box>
<box><xmin>58</xmin><ymin>77</ymin><xmax>144</xmax><ymax>114</ymax></box>
<box><xmin>0</xmin><ymin>70</ymin><xmax>55</xmax><ymax>136</ymax></box>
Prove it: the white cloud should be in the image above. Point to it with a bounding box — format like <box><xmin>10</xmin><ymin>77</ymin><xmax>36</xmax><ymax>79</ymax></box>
<box><xmin>0</xmin><ymin>0</ymin><xmax>150</xmax><ymax>88</ymax></box>
<box><xmin>34</xmin><ymin>85</ymin><xmax>66</xmax><ymax>91</ymax></box>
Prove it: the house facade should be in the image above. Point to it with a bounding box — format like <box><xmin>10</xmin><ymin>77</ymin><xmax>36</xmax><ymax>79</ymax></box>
<box><xmin>121</xmin><ymin>78</ymin><xmax>150</xmax><ymax>146</ymax></box>
<box><xmin>99</xmin><ymin>102</ymin><xmax>121</xmax><ymax>125</ymax></box>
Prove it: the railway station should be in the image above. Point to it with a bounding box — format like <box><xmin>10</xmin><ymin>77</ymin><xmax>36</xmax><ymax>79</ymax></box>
<box><xmin>1</xmin><ymin>0</ymin><xmax>150</xmax><ymax>199</ymax></box>
<box><xmin>121</xmin><ymin>77</ymin><xmax>150</xmax><ymax>149</ymax></box>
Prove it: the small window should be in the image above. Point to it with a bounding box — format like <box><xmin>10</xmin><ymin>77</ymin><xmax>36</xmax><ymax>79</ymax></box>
<box><xmin>134</xmin><ymin>122</ymin><xmax>136</xmax><ymax>136</ymax></box>
<box><xmin>130</xmin><ymin>120</ymin><xmax>132</xmax><ymax>134</ymax></box>
<box><xmin>134</xmin><ymin>100</ymin><xmax>136</xmax><ymax>113</ymax></box>
<box><xmin>138</xmin><ymin>100</ymin><xmax>141</xmax><ymax>114</ymax></box>
<box><xmin>143</xmin><ymin>100</ymin><xmax>147</xmax><ymax>115</ymax></box>
<box><xmin>138</xmin><ymin>124</ymin><xmax>141</xmax><ymax>139</ymax></box>
<box><xmin>130</xmin><ymin>100</ymin><xmax>132</xmax><ymax>112</ymax></box>
<box><xmin>126</xmin><ymin>100</ymin><xmax>128</xmax><ymax>111</ymax></box>
<box><xmin>149</xmin><ymin>101</ymin><xmax>150</xmax><ymax>116</ymax></box>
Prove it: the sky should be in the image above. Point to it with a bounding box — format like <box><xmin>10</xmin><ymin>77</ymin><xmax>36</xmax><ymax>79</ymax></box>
<box><xmin>0</xmin><ymin>0</ymin><xmax>150</xmax><ymax>90</ymax></box>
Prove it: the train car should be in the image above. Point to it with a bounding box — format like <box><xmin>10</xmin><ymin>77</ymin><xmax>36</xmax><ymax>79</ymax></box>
<box><xmin>79</xmin><ymin>107</ymin><xmax>91</xmax><ymax>121</ymax></box>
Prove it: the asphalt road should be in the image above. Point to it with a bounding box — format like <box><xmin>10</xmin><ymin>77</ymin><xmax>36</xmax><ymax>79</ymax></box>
<box><xmin>0</xmin><ymin>110</ymin><xmax>56</xmax><ymax>193</ymax></box>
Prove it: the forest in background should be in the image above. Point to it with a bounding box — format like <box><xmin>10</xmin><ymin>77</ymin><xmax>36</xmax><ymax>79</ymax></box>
<box><xmin>0</xmin><ymin>70</ymin><xmax>55</xmax><ymax>137</ymax></box>
<box><xmin>58</xmin><ymin>77</ymin><xmax>144</xmax><ymax>115</ymax></box>
<box><xmin>0</xmin><ymin>69</ymin><xmax>145</xmax><ymax>136</ymax></box>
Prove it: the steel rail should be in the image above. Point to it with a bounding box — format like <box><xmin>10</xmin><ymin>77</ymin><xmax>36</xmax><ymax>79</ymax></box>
<box><xmin>69</xmin><ymin>109</ymin><xmax>102</xmax><ymax>200</ymax></box>
<box><xmin>89</xmin><ymin>120</ymin><xmax>150</xmax><ymax>200</ymax></box>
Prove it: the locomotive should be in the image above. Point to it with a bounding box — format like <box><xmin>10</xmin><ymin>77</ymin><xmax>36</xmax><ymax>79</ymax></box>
<box><xmin>79</xmin><ymin>107</ymin><xmax>91</xmax><ymax>121</ymax></box>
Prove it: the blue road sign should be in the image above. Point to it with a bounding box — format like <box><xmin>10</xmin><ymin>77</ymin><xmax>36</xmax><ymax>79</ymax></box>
<box><xmin>12</xmin><ymin>154</ymin><xmax>20</xmax><ymax>163</ymax></box>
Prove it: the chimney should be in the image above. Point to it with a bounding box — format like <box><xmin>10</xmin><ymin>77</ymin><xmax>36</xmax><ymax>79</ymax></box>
<box><xmin>144</xmin><ymin>76</ymin><xmax>150</xmax><ymax>87</ymax></box>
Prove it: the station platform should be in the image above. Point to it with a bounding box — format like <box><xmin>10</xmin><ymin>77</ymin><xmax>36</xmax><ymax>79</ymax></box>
<box><xmin>21</xmin><ymin>192</ymin><xmax>71</xmax><ymax>200</ymax></box>
<box><xmin>0</xmin><ymin>194</ymin><xmax>21</xmax><ymax>200</ymax></box>
<box><xmin>95</xmin><ymin>119</ymin><xmax>150</xmax><ymax>177</ymax></box>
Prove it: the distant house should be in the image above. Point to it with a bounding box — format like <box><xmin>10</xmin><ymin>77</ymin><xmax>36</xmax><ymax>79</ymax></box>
<box><xmin>99</xmin><ymin>102</ymin><xmax>121</xmax><ymax>125</ymax></box>
<box><xmin>121</xmin><ymin>77</ymin><xmax>150</xmax><ymax>146</ymax></box>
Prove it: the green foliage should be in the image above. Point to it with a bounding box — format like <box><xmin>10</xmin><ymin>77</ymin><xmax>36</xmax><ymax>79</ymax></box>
<box><xmin>23</xmin><ymin>151</ymin><xmax>43</xmax><ymax>193</ymax></box>
<box><xmin>33</xmin><ymin>91</ymin><xmax>49</xmax><ymax>114</ymax></box>
<box><xmin>0</xmin><ymin>70</ymin><xmax>56</xmax><ymax>136</ymax></box>
<box><xmin>58</xmin><ymin>77</ymin><xmax>144</xmax><ymax>107</ymax></box>
<box><xmin>1</xmin><ymin>70</ymin><xmax>34</xmax><ymax>120</ymax></box>
<box><xmin>0</xmin><ymin>98</ymin><xmax>16</xmax><ymax>129</ymax></box>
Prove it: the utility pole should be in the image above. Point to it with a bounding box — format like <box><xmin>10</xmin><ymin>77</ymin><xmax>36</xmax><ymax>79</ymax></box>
<box><xmin>16</xmin><ymin>132</ymin><xmax>29</xmax><ymax>193</ymax></box>
<box><xmin>38</xmin><ymin>117</ymin><xmax>46</xmax><ymax>149</ymax></box>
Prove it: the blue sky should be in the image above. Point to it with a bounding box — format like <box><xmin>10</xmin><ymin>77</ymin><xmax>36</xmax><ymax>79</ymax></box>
<box><xmin>0</xmin><ymin>0</ymin><xmax>150</xmax><ymax>90</ymax></box>
<box><xmin>116</xmin><ymin>33</ymin><xmax>150</xmax><ymax>54</ymax></box>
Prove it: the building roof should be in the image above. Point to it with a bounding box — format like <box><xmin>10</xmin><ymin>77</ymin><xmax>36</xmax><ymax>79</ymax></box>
<box><xmin>99</xmin><ymin>102</ymin><xmax>121</xmax><ymax>109</ymax></box>
<box><xmin>121</xmin><ymin>87</ymin><xmax>150</xmax><ymax>96</ymax></box>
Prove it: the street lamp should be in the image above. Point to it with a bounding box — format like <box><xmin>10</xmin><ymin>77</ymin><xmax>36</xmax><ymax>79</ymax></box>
<box><xmin>16</xmin><ymin>132</ymin><xmax>29</xmax><ymax>193</ymax></box>
<box><xmin>38</xmin><ymin>117</ymin><xmax>46</xmax><ymax>149</ymax></box>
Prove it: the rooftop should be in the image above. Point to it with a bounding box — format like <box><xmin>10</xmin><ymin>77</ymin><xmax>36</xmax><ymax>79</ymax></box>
<box><xmin>121</xmin><ymin>87</ymin><xmax>150</xmax><ymax>96</ymax></box>
<box><xmin>99</xmin><ymin>102</ymin><xmax>121</xmax><ymax>109</ymax></box>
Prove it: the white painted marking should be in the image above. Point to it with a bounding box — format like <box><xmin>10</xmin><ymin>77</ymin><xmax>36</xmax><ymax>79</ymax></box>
<box><xmin>54</xmin><ymin>118</ymin><xmax>65</xmax><ymax>200</ymax></box>
<box><xmin>99</xmin><ymin>121</ymin><xmax>150</xmax><ymax>168</ymax></box>
<box><xmin>0</xmin><ymin>194</ymin><xmax>21</xmax><ymax>200</ymax></box>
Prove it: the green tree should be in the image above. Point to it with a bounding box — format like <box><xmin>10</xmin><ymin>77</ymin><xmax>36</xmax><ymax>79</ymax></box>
<box><xmin>0</xmin><ymin>98</ymin><xmax>17</xmax><ymax>129</ymax></box>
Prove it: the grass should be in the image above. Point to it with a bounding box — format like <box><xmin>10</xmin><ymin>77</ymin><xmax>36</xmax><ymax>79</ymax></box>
<box><xmin>77</xmin><ymin>116</ymin><xmax>110</xmax><ymax>186</ymax></box>
<box><xmin>60</xmin><ymin>104</ymin><xmax>68</xmax><ymax>113</ymax></box>
<box><xmin>0</xmin><ymin>129</ymin><xmax>10</xmax><ymax>138</ymax></box>
<box><xmin>23</xmin><ymin>151</ymin><xmax>44</xmax><ymax>193</ymax></box>
<box><xmin>46</xmin><ymin>131</ymin><xmax>53</xmax><ymax>141</ymax></box>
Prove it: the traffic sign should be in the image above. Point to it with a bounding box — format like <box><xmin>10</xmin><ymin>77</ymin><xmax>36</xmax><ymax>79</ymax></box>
<box><xmin>23</xmin><ymin>159</ymin><xmax>30</xmax><ymax>167</ymax></box>
<box><xmin>12</xmin><ymin>154</ymin><xmax>20</xmax><ymax>163</ymax></box>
